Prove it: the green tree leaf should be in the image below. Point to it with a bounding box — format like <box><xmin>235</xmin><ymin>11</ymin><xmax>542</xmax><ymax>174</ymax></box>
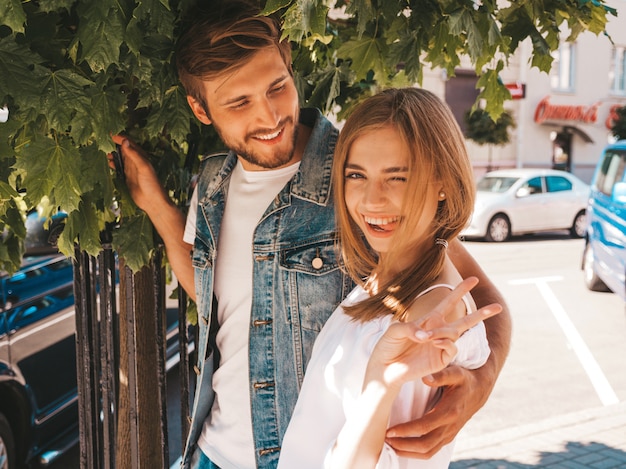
<box><xmin>0</xmin><ymin>0</ymin><xmax>617</xmax><ymax>273</ymax></box>
<box><xmin>13</xmin><ymin>134</ymin><xmax>83</xmax><ymax>212</ymax></box>
<box><xmin>56</xmin><ymin>194</ymin><xmax>116</xmax><ymax>258</ymax></box>
<box><xmin>0</xmin><ymin>205</ymin><xmax>24</xmax><ymax>274</ymax></box>
<box><xmin>476</xmin><ymin>63</ymin><xmax>512</xmax><ymax>119</ymax></box>
<box><xmin>465</xmin><ymin>108</ymin><xmax>516</xmax><ymax>146</ymax></box>
<box><xmin>0</xmin><ymin>39</ymin><xmax>47</xmax><ymax>101</ymax></box>
<box><xmin>40</xmin><ymin>69</ymin><xmax>94</xmax><ymax>134</ymax></box>
<box><xmin>145</xmin><ymin>85</ymin><xmax>193</xmax><ymax>144</ymax></box>
<box><xmin>345</xmin><ymin>0</ymin><xmax>376</xmax><ymax>37</ymax></box>
<box><xmin>75</xmin><ymin>3</ymin><xmax>125</xmax><ymax>73</ymax></box>
<box><xmin>262</xmin><ymin>0</ymin><xmax>292</xmax><ymax>16</ymax></box>
<box><xmin>337</xmin><ymin>36</ymin><xmax>387</xmax><ymax>83</ymax></box>
<box><xmin>113</xmin><ymin>213</ymin><xmax>155</xmax><ymax>272</ymax></box>
<box><xmin>0</xmin><ymin>0</ymin><xmax>26</xmax><ymax>34</ymax></box>
<box><xmin>0</xmin><ymin>182</ymin><xmax>18</xmax><ymax>217</ymax></box>
<box><xmin>82</xmin><ymin>81</ymin><xmax>126</xmax><ymax>152</ymax></box>
<box><xmin>282</xmin><ymin>1</ymin><xmax>331</xmax><ymax>45</ymax></box>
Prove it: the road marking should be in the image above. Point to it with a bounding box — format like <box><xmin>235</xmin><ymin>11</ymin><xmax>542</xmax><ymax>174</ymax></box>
<box><xmin>509</xmin><ymin>276</ymin><xmax>619</xmax><ymax>406</ymax></box>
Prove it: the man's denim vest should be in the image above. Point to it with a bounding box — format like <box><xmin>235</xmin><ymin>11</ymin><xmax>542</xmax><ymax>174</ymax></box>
<box><xmin>181</xmin><ymin>109</ymin><xmax>354</xmax><ymax>469</ymax></box>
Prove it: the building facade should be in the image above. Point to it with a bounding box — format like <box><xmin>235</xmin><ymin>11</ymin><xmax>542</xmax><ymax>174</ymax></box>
<box><xmin>424</xmin><ymin>3</ymin><xmax>626</xmax><ymax>184</ymax></box>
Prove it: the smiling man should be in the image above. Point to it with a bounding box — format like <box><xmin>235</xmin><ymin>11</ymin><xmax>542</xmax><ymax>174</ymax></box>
<box><xmin>112</xmin><ymin>2</ymin><xmax>511</xmax><ymax>468</ymax></box>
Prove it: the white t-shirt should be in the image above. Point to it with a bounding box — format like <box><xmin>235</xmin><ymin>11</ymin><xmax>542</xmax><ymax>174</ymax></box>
<box><xmin>277</xmin><ymin>284</ymin><xmax>490</xmax><ymax>469</ymax></box>
<box><xmin>185</xmin><ymin>160</ymin><xmax>300</xmax><ymax>469</ymax></box>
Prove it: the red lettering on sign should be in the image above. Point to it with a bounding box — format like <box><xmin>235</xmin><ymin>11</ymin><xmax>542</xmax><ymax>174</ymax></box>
<box><xmin>606</xmin><ymin>104</ymin><xmax>622</xmax><ymax>129</ymax></box>
<box><xmin>534</xmin><ymin>96</ymin><xmax>599</xmax><ymax>124</ymax></box>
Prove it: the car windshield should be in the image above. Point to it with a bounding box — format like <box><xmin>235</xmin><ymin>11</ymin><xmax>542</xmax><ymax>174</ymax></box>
<box><xmin>476</xmin><ymin>176</ymin><xmax>520</xmax><ymax>193</ymax></box>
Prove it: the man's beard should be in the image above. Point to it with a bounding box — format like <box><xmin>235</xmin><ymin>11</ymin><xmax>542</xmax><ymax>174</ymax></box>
<box><xmin>214</xmin><ymin>116</ymin><xmax>299</xmax><ymax>169</ymax></box>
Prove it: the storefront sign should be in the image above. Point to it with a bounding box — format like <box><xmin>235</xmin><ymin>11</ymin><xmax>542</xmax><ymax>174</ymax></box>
<box><xmin>605</xmin><ymin>104</ymin><xmax>624</xmax><ymax>129</ymax></box>
<box><xmin>534</xmin><ymin>96</ymin><xmax>599</xmax><ymax>124</ymax></box>
<box><xmin>505</xmin><ymin>82</ymin><xmax>525</xmax><ymax>99</ymax></box>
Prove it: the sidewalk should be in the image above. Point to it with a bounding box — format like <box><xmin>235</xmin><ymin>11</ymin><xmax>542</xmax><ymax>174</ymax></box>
<box><xmin>169</xmin><ymin>402</ymin><xmax>626</xmax><ymax>469</ymax></box>
<box><xmin>450</xmin><ymin>401</ymin><xmax>626</xmax><ymax>468</ymax></box>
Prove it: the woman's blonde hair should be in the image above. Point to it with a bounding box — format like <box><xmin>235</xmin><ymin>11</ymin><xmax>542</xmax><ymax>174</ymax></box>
<box><xmin>333</xmin><ymin>87</ymin><xmax>476</xmax><ymax>322</ymax></box>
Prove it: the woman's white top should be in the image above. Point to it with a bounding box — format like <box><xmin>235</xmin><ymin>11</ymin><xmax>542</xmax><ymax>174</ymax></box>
<box><xmin>277</xmin><ymin>284</ymin><xmax>490</xmax><ymax>469</ymax></box>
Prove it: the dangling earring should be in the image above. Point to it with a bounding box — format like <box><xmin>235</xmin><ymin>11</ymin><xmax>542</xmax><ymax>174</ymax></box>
<box><xmin>438</xmin><ymin>191</ymin><xmax>446</xmax><ymax>201</ymax></box>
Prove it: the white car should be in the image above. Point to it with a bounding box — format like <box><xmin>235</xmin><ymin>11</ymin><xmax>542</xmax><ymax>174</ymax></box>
<box><xmin>462</xmin><ymin>168</ymin><xmax>590</xmax><ymax>242</ymax></box>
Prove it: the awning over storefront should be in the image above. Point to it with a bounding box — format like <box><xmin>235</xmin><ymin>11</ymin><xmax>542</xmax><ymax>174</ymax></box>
<box><xmin>562</xmin><ymin>125</ymin><xmax>594</xmax><ymax>144</ymax></box>
<box><xmin>539</xmin><ymin>122</ymin><xmax>595</xmax><ymax>144</ymax></box>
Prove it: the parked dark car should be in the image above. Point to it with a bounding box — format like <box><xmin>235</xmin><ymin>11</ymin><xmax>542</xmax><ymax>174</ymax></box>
<box><xmin>1</xmin><ymin>253</ymin><xmax>78</xmax><ymax>469</ymax></box>
<box><xmin>583</xmin><ymin>142</ymin><xmax>626</xmax><ymax>300</ymax></box>
<box><xmin>0</xmin><ymin>214</ymin><xmax>192</xmax><ymax>468</ymax></box>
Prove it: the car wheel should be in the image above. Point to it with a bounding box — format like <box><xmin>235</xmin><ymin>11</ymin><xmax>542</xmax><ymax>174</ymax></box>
<box><xmin>583</xmin><ymin>242</ymin><xmax>609</xmax><ymax>292</ymax></box>
<box><xmin>0</xmin><ymin>413</ymin><xmax>16</xmax><ymax>469</ymax></box>
<box><xmin>485</xmin><ymin>214</ymin><xmax>511</xmax><ymax>242</ymax></box>
<box><xmin>570</xmin><ymin>210</ymin><xmax>587</xmax><ymax>238</ymax></box>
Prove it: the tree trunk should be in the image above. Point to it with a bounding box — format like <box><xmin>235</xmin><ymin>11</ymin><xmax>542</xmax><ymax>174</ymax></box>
<box><xmin>116</xmin><ymin>258</ymin><xmax>167</xmax><ymax>468</ymax></box>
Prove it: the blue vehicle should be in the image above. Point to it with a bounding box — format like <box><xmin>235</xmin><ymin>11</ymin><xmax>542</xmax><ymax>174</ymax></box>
<box><xmin>1</xmin><ymin>214</ymin><xmax>193</xmax><ymax>468</ymax></box>
<box><xmin>582</xmin><ymin>141</ymin><xmax>626</xmax><ymax>301</ymax></box>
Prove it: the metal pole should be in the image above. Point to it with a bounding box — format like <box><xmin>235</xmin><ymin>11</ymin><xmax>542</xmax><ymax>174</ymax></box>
<box><xmin>73</xmin><ymin>248</ymin><xmax>101</xmax><ymax>468</ymax></box>
<box><xmin>177</xmin><ymin>287</ymin><xmax>191</xmax><ymax>448</ymax></box>
<box><xmin>74</xmin><ymin>238</ymin><xmax>189</xmax><ymax>468</ymax></box>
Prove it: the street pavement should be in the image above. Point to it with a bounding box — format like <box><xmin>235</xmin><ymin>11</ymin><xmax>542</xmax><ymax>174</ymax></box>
<box><xmin>450</xmin><ymin>400</ymin><xmax>626</xmax><ymax>468</ymax></box>
<box><xmin>168</xmin><ymin>400</ymin><xmax>626</xmax><ymax>469</ymax></box>
<box><xmin>169</xmin><ymin>400</ymin><xmax>626</xmax><ymax>469</ymax></box>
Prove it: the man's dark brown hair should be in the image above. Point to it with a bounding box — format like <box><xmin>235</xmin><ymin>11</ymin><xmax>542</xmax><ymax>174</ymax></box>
<box><xmin>175</xmin><ymin>1</ymin><xmax>293</xmax><ymax>111</ymax></box>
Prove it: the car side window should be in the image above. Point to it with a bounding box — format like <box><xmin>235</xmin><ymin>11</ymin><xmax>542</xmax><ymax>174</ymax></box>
<box><xmin>48</xmin><ymin>257</ymin><xmax>73</xmax><ymax>272</ymax></box>
<box><xmin>597</xmin><ymin>151</ymin><xmax>626</xmax><ymax>196</ymax></box>
<box><xmin>7</xmin><ymin>267</ymin><xmax>43</xmax><ymax>286</ymax></box>
<box><xmin>21</xmin><ymin>298</ymin><xmax>52</xmax><ymax>320</ymax></box>
<box><xmin>9</xmin><ymin>285</ymin><xmax>74</xmax><ymax>329</ymax></box>
<box><xmin>546</xmin><ymin>176</ymin><xmax>573</xmax><ymax>193</ymax></box>
<box><xmin>0</xmin><ymin>310</ymin><xmax>7</xmax><ymax>336</ymax></box>
<box><xmin>523</xmin><ymin>177</ymin><xmax>544</xmax><ymax>195</ymax></box>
